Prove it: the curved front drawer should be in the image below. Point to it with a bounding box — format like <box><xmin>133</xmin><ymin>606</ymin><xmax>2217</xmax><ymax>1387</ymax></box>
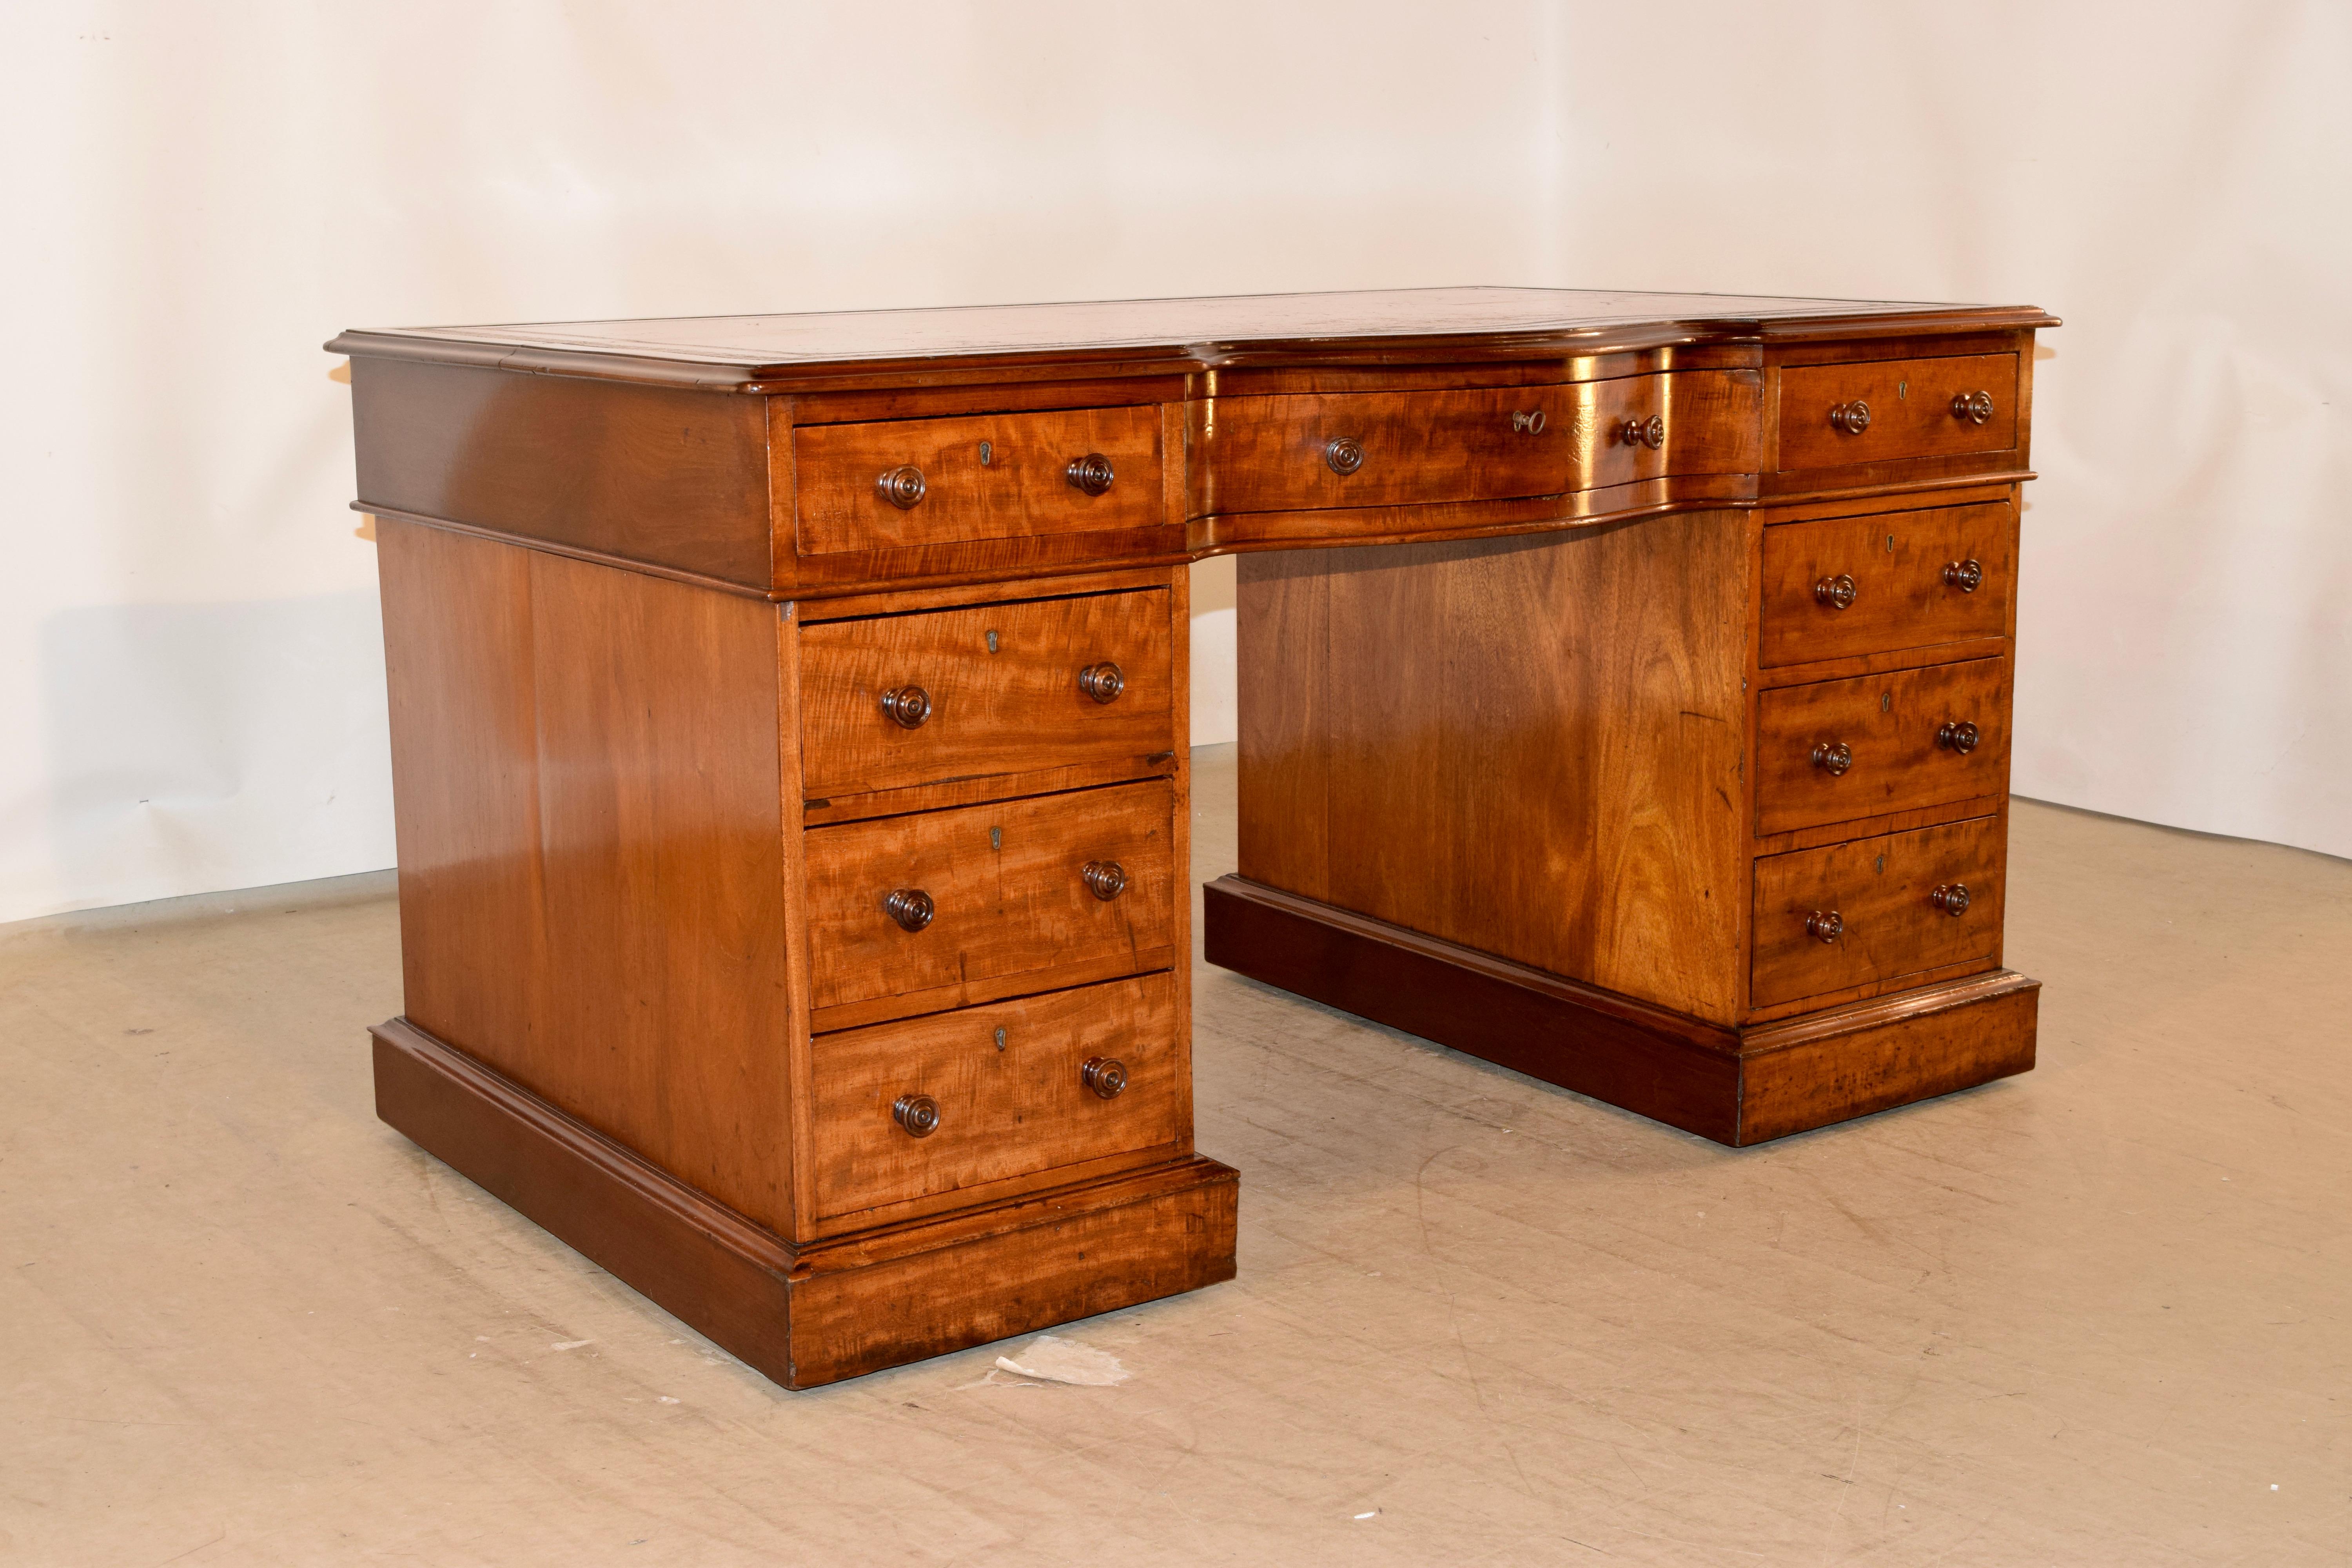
<box><xmin>810</xmin><ymin>973</ymin><xmax>1186</xmax><ymax>1225</ymax></box>
<box><xmin>804</xmin><ymin>779</ymin><xmax>1175</xmax><ymax>1026</ymax></box>
<box><xmin>1751</xmin><ymin>816</ymin><xmax>2005</xmax><ymax>1008</ymax></box>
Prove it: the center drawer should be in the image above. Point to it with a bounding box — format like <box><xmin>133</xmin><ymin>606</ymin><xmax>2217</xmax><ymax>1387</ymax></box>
<box><xmin>801</xmin><ymin>589</ymin><xmax>1175</xmax><ymax>800</ymax></box>
<box><xmin>804</xmin><ymin>779</ymin><xmax>1176</xmax><ymax>1026</ymax></box>
<box><xmin>1755</xmin><ymin>657</ymin><xmax>2010</xmax><ymax>836</ymax></box>
<box><xmin>1751</xmin><ymin>815</ymin><xmax>2006</xmax><ymax>1008</ymax></box>
<box><xmin>809</xmin><ymin>972</ymin><xmax>1186</xmax><ymax>1225</ymax></box>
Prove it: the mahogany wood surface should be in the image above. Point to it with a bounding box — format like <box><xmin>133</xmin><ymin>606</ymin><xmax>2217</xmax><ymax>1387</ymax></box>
<box><xmin>373</xmin><ymin>1017</ymin><xmax>1236</xmax><ymax>1388</ymax></box>
<box><xmin>802</xmin><ymin>780</ymin><xmax>1176</xmax><ymax>1025</ymax></box>
<box><xmin>345</xmin><ymin>287</ymin><xmax>2051</xmax><ymax>1390</ymax></box>
<box><xmin>1236</xmin><ymin>515</ymin><xmax>1750</xmax><ymax>1024</ymax></box>
<box><xmin>1760</xmin><ymin>501</ymin><xmax>2018</xmax><ymax>668</ymax></box>
<box><xmin>799</xmin><ymin>587</ymin><xmax>1175</xmax><ymax>800</ymax></box>
<box><xmin>795</xmin><ymin>406</ymin><xmax>1163</xmax><ymax>556</ymax></box>
<box><xmin>808</xmin><ymin>972</ymin><xmax>1187</xmax><ymax>1230</ymax></box>
<box><xmin>1753</xmin><ymin>655</ymin><xmax>2012</xmax><ymax>835</ymax></box>
<box><xmin>1201</xmin><ymin>876</ymin><xmax>2037</xmax><ymax>1147</ymax></box>
<box><xmin>376</xmin><ymin>519</ymin><xmax>803</xmax><ymax>1237</ymax></box>
<box><xmin>1749</xmin><ymin>815</ymin><xmax>2008</xmax><ymax>1009</ymax></box>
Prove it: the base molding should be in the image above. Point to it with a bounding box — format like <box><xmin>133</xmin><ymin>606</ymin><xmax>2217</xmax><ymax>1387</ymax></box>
<box><xmin>371</xmin><ymin>1017</ymin><xmax>1238</xmax><ymax>1388</ymax></box>
<box><xmin>1202</xmin><ymin>875</ymin><xmax>2035</xmax><ymax>1146</ymax></box>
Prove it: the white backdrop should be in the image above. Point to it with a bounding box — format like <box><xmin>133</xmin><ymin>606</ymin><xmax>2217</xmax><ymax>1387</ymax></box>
<box><xmin>2</xmin><ymin>1</ymin><xmax>2345</xmax><ymax>923</ymax></box>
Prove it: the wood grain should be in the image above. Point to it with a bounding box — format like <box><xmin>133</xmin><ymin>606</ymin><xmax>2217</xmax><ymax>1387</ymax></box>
<box><xmin>803</xmin><ymin>780</ymin><xmax>1176</xmax><ymax>1020</ymax></box>
<box><xmin>373</xmin><ymin>1016</ymin><xmax>1236</xmax><ymax>1389</ymax></box>
<box><xmin>799</xmin><ymin>588</ymin><xmax>1174</xmax><ymax>799</ymax></box>
<box><xmin>375</xmin><ymin>519</ymin><xmax>800</xmax><ymax>1236</ymax></box>
<box><xmin>1238</xmin><ymin>513</ymin><xmax>1751</xmax><ymax>1024</ymax></box>
<box><xmin>1760</xmin><ymin>501</ymin><xmax>2017</xmax><ymax>666</ymax></box>
<box><xmin>809</xmin><ymin>972</ymin><xmax>1186</xmax><ymax>1227</ymax></box>
<box><xmin>1777</xmin><ymin>353</ymin><xmax>2019</xmax><ymax>471</ymax></box>
<box><xmin>795</xmin><ymin>406</ymin><xmax>1161</xmax><ymax>556</ymax></box>
<box><xmin>1754</xmin><ymin>655</ymin><xmax>2011</xmax><ymax>835</ymax></box>
<box><xmin>1751</xmin><ymin>815</ymin><xmax>2007</xmax><ymax>1009</ymax></box>
<box><xmin>1191</xmin><ymin>370</ymin><xmax>1760</xmax><ymax>516</ymax></box>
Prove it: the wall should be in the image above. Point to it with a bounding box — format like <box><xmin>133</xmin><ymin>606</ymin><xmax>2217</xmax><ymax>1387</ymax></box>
<box><xmin>1</xmin><ymin>1</ymin><xmax>2344</xmax><ymax>923</ymax></box>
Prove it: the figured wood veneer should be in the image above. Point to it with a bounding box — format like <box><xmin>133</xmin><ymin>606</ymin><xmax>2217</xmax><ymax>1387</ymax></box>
<box><xmin>1759</xmin><ymin>501</ymin><xmax>2017</xmax><ymax>667</ymax></box>
<box><xmin>1750</xmin><ymin>815</ymin><xmax>2008</xmax><ymax>1008</ymax></box>
<box><xmin>1776</xmin><ymin>353</ymin><xmax>2020</xmax><ymax>471</ymax></box>
<box><xmin>1754</xmin><ymin>656</ymin><xmax>2012</xmax><ymax>835</ymax></box>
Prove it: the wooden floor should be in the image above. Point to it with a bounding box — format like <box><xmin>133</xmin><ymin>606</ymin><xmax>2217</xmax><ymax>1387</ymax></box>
<box><xmin>4</xmin><ymin>745</ymin><xmax>2347</xmax><ymax>1565</ymax></box>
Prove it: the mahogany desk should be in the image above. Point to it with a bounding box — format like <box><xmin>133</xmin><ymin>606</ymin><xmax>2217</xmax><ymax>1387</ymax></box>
<box><xmin>331</xmin><ymin>288</ymin><xmax>2054</xmax><ymax>1388</ymax></box>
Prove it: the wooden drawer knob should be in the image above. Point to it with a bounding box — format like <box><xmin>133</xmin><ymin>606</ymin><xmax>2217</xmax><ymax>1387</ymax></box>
<box><xmin>1065</xmin><ymin>452</ymin><xmax>1115</xmax><ymax>495</ymax></box>
<box><xmin>876</xmin><ymin>465</ymin><xmax>927</xmax><ymax>509</ymax></box>
<box><xmin>1815</xmin><ymin>573</ymin><xmax>1858</xmax><ymax>610</ymax></box>
<box><xmin>1951</xmin><ymin>390</ymin><xmax>1995</xmax><ymax>425</ymax></box>
<box><xmin>1937</xmin><ymin>719</ymin><xmax>1981</xmax><ymax>755</ymax></box>
<box><xmin>1943</xmin><ymin>558</ymin><xmax>1984</xmax><ymax>592</ymax></box>
<box><xmin>1828</xmin><ymin>400</ymin><xmax>1872</xmax><ymax>435</ymax></box>
<box><xmin>1811</xmin><ymin>740</ymin><xmax>1853</xmax><ymax>776</ymax></box>
<box><xmin>1082</xmin><ymin>860</ymin><xmax>1127</xmax><ymax>901</ymax></box>
<box><xmin>879</xmin><ymin>684</ymin><xmax>932</xmax><ymax>728</ymax></box>
<box><xmin>1076</xmin><ymin>662</ymin><xmax>1125</xmax><ymax>704</ymax></box>
<box><xmin>1324</xmin><ymin>435</ymin><xmax>1365</xmax><ymax>476</ymax></box>
<box><xmin>1080</xmin><ymin>1056</ymin><xmax>1128</xmax><ymax>1100</ymax></box>
<box><xmin>883</xmin><ymin>887</ymin><xmax>934</xmax><ymax>932</ymax></box>
<box><xmin>893</xmin><ymin>1093</ymin><xmax>941</xmax><ymax>1137</ymax></box>
<box><xmin>1806</xmin><ymin>910</ymin><xmax>1844</xmax><ymax>943</ymax></box>
<box><xmin>1929</xmin><ymin>883</ymin><xmax>1973</xmax><ymax>916</ymax></box>
<box><xmin>1615</xmin><ymin>414</ymin><xmax>1665</xmax><ymax>449</ymax></box>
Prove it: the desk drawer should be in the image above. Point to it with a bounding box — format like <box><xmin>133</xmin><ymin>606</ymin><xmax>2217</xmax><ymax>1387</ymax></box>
<box><xmin>1755</xmin><ymin>657</ymin><xmax>2009</xmax><ymax>836</ymax></box>
<box><xmin>1760</xmin><ymin>503</ymin><xmax>2016</xmax><ymax>667</ymax></box>
<box><xmin>810</xmin><ymin>973</ymin><xmax>1186</xmax><ymax>1223</ymax></box>
<box><xmin>1777</xmin><ymin>353</ymin><xmax>2018</xmax><ymax>471</ymax></box>
<box><xmin>802</xmin><ymin>589</ymin><xmax>1175</xmax><ymax>799</ymax></box>
<box><xmin>804</xmin><ymin>779</ymin><xmax>1176</xmax><ymax>1021</ymax></box>
<box><xmin>1752</xmin><ymin>817</ymin><xmax>2005</xmax><ymax>1008</ymax></box>
<box><xmin>1194</xmin><ymin>372</ymin><xmax>1752</xmax><ymax>515</ymax></box>
<box><xmin>795</xmin><ymin>406</ymin><xmax>1162</xmax><ymax>556</ymax></box>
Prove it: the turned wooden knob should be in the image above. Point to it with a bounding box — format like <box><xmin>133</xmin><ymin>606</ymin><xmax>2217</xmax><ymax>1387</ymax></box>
<box><xmin>1615</xmin><ymin>414</ymin><xmax>1665</xmax><ymax>448</ymax></box>
<box><xmin>1080</xmin><ymin>1056</ymin><xmax>1128</xmax><ymax>1099</ymax></box>
<box><xmin>1065</xmin><ymin>452</ymin><xmax>1115</xmax><ymax>495</ymax></box>
<box><xmin>1806</xmin><ymin>910</ymin><xmax>1844</xmax><ymax>943</ymax></box>
<box><xmin>1930</xmin><ymin>883</ymin><xmax>1973</xmax><ymax>916</ymax></box>
<box><xmin>1828</xmin><ymin>401</ymin><xmax>1872</xmax><ymax>435</ymax></box>
<box><xmin>1937</xmin><ymin>719</ymin><xmax>1981</xmax><ymax>754</ymax></box>
<box><xmin>1944</xmin><ymin>558</ymin><xmax>1984</xmax><ymax>592</ymax></box>
<box><xmin>1951</xmin><ymin>390</ymin><xmax>1994</xmax><ymax>425</ymax></box>
<box><xmin>1815</xmin><ymin>573</ymin><xmax>1858</xmax><ymax>610</ymax></box>
<box><xmin>876</xmin><ymin>465</ymin><xmax>926</xmax><ymax>509</ymax></box>
<box><xmin>1811</xmin><ymin>740</ymin><xmax>1853</xmax><ymax>776</ymax></box>
<box><xmin>1076</xmin><ymin>662</ymin><xmax>1124</xmax><ymax>704</ymax></box>
<box><xmin>1082</xmin><ymin>860</ymin><xmax>1127</xmax><ymax>901</ymax></box>
<box><xmin>879</xmin><ymin>684</ymin><xmax>932</xmax><ymax>728</ymax></box>
<box><xmin>883</xmin><ymin>887</ymin><xmax>934</xmax><ymax>932</ymax></box>
<box><xmin>1324</xmin><ymin>435</ymin><xmax>1365</xmax><ymax>476</ymax></box>
<box><xmin>893</xmin><ymin>1093</ymin><xmax>940</xmax><ymax>1137</ymax></box>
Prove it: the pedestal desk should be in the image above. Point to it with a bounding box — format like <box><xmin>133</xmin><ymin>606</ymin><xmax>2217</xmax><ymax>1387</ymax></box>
<box><xmin>331</xmin><ymin>288</ymin><xmax>2055</xmax><ymax>1388</ymax></box>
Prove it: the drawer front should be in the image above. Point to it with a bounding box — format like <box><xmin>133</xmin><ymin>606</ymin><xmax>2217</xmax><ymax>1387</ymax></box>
<box><xmin>1196</xmin><ymin>371</ymin><xmax>1753</xmax><ymax>515</ymax></box>
<box><xmin>805</xmin><ymin>779</ymin><xmax>1175</xmax><ymax>1015</ymax></box>
<box><xmin>1755</xmin><ymin>657</ymin><xmax>2010</xmax><ymax>836</ymax></box>
<box><xmin>1776</xmin><ymin>353</ymin><xmax>2017</xmax><ymax>471</ymax></box>
<box><xmin>795</xmin><ymin>406</ymin><xmax>1162</xmax><ymax>556</ymax></box>
<box><xmin>802</xmin><ymin>589</ymin><xmax>1175</xmax><ymax>799</ymax></box>
<box><xmin>1752</xmin><ymin>816</ymin><xmax>2005</xmax><ymax>1008</ymax></box>
<box><xmin>1760</xmin><ymin>503</ymin><xmax>2016</xmax><ymax>667</ymax></box>
<box><xmin>810</xmin><ymin>973</ymin><xmax>1185</xmax><ymax>1222</ymax></box>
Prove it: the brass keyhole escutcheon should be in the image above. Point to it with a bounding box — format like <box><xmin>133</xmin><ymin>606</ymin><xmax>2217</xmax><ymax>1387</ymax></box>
<box><xmin>978</xmin><ymin>440</ymin><xmax>993</xmax><ymax>466</ymax></box>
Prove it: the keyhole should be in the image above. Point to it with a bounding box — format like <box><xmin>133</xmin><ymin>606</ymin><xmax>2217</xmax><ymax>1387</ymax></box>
<box><xmin>1881</xmin><ymin>691</ymin><xmax>1892</xmax><ymax>712</ymax></box>
<box><xmin>994</xmin><ymin>1027</ymin><xmax>1007</xmax><ymax>1052</ymax></box>
<box><xmin>989</xmin><ymin>827</ymin><xmax>1001</xmax><ymax>851</ymax></box>
<box><xmin>985</xmin><ymin>630</ymin><xmax>999</xmax><ymax>653</ymax></box>
<box><xmin>979</xmin><ymin>440</ymin><xmax>993</xmax><ymax>466</ymax></box>
<box><xmin>1886</xmin><ymin>534</ymin><xmax>1896</xmax><ymax>553</ymax></box>
<box><xmin>1876</xmin><ymin>854</ymin><xmax>1886</xmax><ymax>873</ymax></box>
<box><xmin>1898</xmin><ymin>381</ymin><xmax>1908</xmax><ymax>399</ymax></box>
